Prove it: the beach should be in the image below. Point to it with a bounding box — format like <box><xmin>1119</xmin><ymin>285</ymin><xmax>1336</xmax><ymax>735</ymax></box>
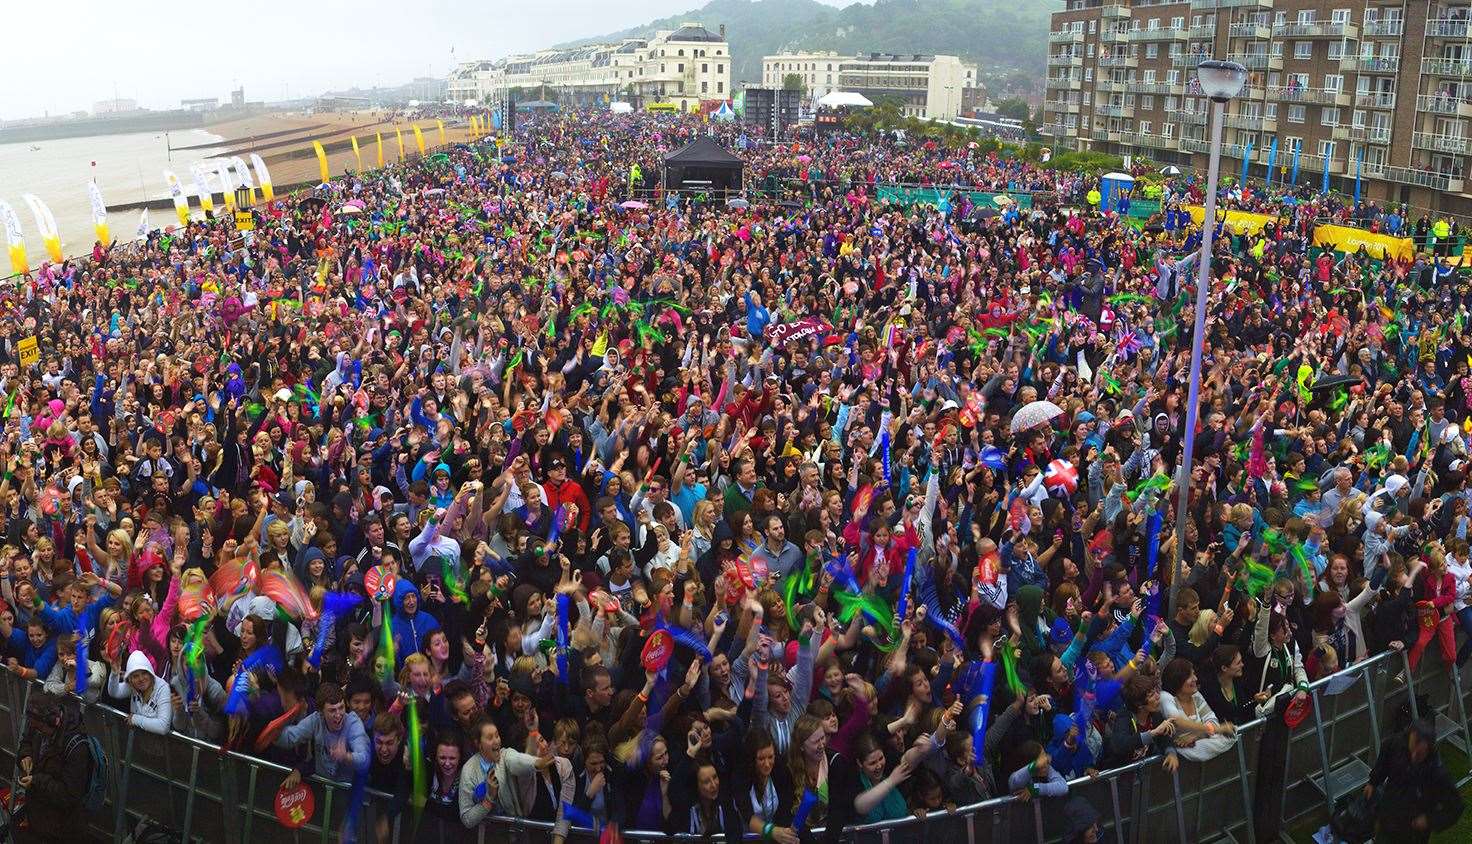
<box><xmin>0</xmin><ymin>110</ymin><xmax>475</xmax><ymax>266</ymax></box>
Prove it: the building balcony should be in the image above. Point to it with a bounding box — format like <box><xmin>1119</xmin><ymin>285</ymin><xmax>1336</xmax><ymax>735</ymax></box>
<box><xmin>1346</xmin><ymin>124</ymin><xmax>1392</xmax><ymax>144</ymax></box>
<box><xmin>1416</xmin><ymin>93</ymin><xmax>1472</xmax><ymax>117</ymax></box>
<box><xmin>1190</xmin><ymin>23</ymin><xmax>1217</xmax><ymax>39</ymax></box>
<box><xmin>1227</xmin><ymin>52</ymin><xmax>1282</xmax><ymax>71</ymax></box>
<box><xmin>1331</xmin><ymin>124</ymin><xmax>1350</xmax><ymax>140</ymax></box>
<box><xmin>1132</xmin><ymin>132</ymin><xmax>1181</xmax><ymax>150</ymax></box>
<box><xmin>1099</xmin><ymin>55</ymin><xmax>1139</xmax><ymax>68</ymax></box>
<box><xmin>1427</xmin><ymin>19</ymin><xmax>1472</xmax><ymax>40</ymax></box>
<box><xmin>1422</xmin><ymin>56</ymin><xmax>1472</xmax><ymax>76</ymax></box>
<box><xmin>1181</xmin><ymin>136</ymin><xmax>1251</xmax><ymax>156</ymax></box>
<box><xmin>1174</xmin><ymin>52</ymin><xmax>1213</xmax><ymax>68</ymax></box>
<box><xmin>1341</xmin><ymin>55</ymin><xmax>1400</xmax><ymax>74</ymax></box>
<box><xmin>1228</xmin><ymin>22</ymin><xmax>1272</xmax><ymax>39</ymax></box>
<box><xmin>1225</xmin><ymin>111</ymin><xmax>1276</xmax><ymax>131</ymax></box>
<box><xmin>1101</xmin><ymin>28</ymin><xmax>1131</xmax><ymax>44</ymax></box>
<box><xmin>1362</xmin><ymin>19</ymin><xmax>1403</xmax><ymax>37</ymax></box>
<box><xmin>1049</xmin><ymin>30</ymin><xmax>1084</xmax><ymax>44</ymax></box>
<box><xmin>1268</xmin><ymin>86</ymin><xmax>1349</xmax><ymax>106</ymax></box>
<box><xmin>1045</xmin><ymin>99</ymin><xmax>1082</xmax><ymax>114</ymax></box>
<box><xmin>1355</xmin><ymin>91</ymin><xmax>1396</xmax><ymax>109</ymax></box>
<box><xmin>1275</xmin><ymin>22</ymin><xmax>1358</xmax><ymax>39</ymax></box>
<box><xmin>1383</xmin><ymin>165</ymin><xmax>1464</xmax><ymax>193</ymax></box>
<box><xmin>1097</xmin><ymin>104</ymin><xmax>1136</xmax><ymax>118</ymax></box>
<box><xmin>1127</xmin><ymin>80</ymin><xmax>1184</xmax><ymax>94</ymax></box>
<box><xmin>1048</xmin><ymin>54</ymin><xmax>1083</xmax><ymax>68</ymax></box>
<box><xmin>1041</xmin><ymin>122</ymin><xmax>1072</xmax><ymax>137</ymax></box>
<box><xmin>1133</xmin><ymin>27</ymin><xmax>1189</xmax><ymax>42</ymax></box>
<box><xmin>1274</xmin><ymin>151</ymin><xmax>1336</xmax><ymax>172</ymax></box>
<box><xmin>1046</xmin><ymin>74</ymin><xmax>1082</xmax><ymax>90</ymax></box>
<box><xmin>1183</xmin><ymin>110</ymin><xmax>1209</xmax><ymax>124</ymax></box>
<box><xmin>1412</xmin><ymin>131</ymin><xmax>1472</xmax><ymax>155</ymax></box>
<box><xmin>1100</xmin><ymin>4</ymin><xmax>1130</xmax><ymax>18</ymax></box>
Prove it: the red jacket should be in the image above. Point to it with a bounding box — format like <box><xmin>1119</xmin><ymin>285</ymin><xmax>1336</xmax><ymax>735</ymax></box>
<box><xmin>543</xmin><ymin>478</ymin><xmax>591</xmax><ymax>533</ymax></box>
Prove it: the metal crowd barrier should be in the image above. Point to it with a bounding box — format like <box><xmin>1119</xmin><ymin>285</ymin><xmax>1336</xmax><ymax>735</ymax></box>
<box><xmin>0</xmin><ymin>644</ymin><xmax>1464</xmax><ymax>842</ymax></box>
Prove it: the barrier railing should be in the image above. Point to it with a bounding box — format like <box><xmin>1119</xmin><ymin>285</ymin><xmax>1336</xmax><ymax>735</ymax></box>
<box><xmin>0</xmin><ymin>641</ymin><xmax>1465</xmax><ymax>843</ymax></box>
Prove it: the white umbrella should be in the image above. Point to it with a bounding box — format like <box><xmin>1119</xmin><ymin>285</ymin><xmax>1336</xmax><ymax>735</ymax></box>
<box><xmin>1160</xmin><ymin>165</ymin><xmax>1182</xmax><ymax>176</ymax></box>
<box><xmin>725</xmin><ymin>197</ymin><xmax>750</xmax><ymax>208</ymax></box>
<box><xmin>1010</xmin><ymin>400</ymin><xmax>1065</xmax><ymax>434</ymax></box>
<box><xmin>992</xmin><ymin>194</ymin><xmax>1015</xmax><ymax>207</ymax></box>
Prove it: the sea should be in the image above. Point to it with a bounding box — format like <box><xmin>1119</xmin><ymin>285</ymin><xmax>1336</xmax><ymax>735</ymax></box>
<box><xmin>0</xmin><ymin>128</ymin><xmax>225</xmax><ymax>263</ymax></box>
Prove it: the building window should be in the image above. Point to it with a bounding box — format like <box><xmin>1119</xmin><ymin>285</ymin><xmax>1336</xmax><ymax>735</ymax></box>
<box><xmin>1171</xmin><ymin>16</ymin><xmax>1184</xmax><ymax>28</ymax></box>
<box><xmin>717</xmin><ymin>81</ymin><xmax>723</xmax><ymax>93</ymax></box>
<box><xmin>1288</xmin><ymin>104</ymin><xmax>1306</xmax><ymax>123</ymax></box>
<box><xmin>678</xmin><ymin>49</ymin><xmax>685</xmax><ymax>56</ymax></box>
<box><xmin>1323</xmin><ymin>106</ymin><xmax>1340</xmax><ymax>125</ymax></box>
<box><xmin>1140</xmin><ymin>120</ymin><xmax>1152</xmax><ymax>133</ymax></box>
<box><xmin>1145</xmin><ymin>44</ymin><xmax>1158</xmax><ymax>58</ymax></box>
<box><xmin>1323</xmin><ymin>74</ymin><xmax>1342</xmax><ymax>92</ymax></box>
<box><xmin>1088</xmin><ymin>20</ymin><xmax>1096</xmax><ymax>33</ymax></box>
<box><xmin>702</xmin><ymin>81</ymin><xmax>708</xmax><ymax>93</ymax></box>
<box><xmin>1274</xmin><ymin>11</ymin><xmax>1286</xmax><ymax>26</ymax></box>
<box><xmin>702</xmin><ymin>63</ymin><xmax>708</xmax><ymax>73</ymax></box>
<box><xmin>1294</xmin><ymin>42</ymin><xmax>1312</xmax><ymax>60</ymax></box>
<box><xmin>1166</xmin><ymin>96</ymin><xmax>1177</xmax><ymax>110</ymax></box>
<box><xmin>1265</xmin><ymin>102</ymin><xmax>1277</xmax><ymax>118</ymax></box>
<box><xmin>678</xmin><ymin>64</ymin><xmax>684</xmax><ymax>72</ymax></box>
<box><xmin>1297</xmin><ymin>9</ymin><xmax>1314</xmax><ymax>24</ymax></box>
<box><xmin>1327</xmin><ymin>41</ymin><xmax>1342</xmax><ymax>59</ymax></box>
<box><xmin>1142</xmin><ymin>95</ymin><xmax>1154</xmax><ymax>109</ymax></box>
<box><xmin>1332</xmin><ymin>8</ymin><xmax>1350</xmax><ymax>24</ymax></box>
<box><xmin>1272</xmin><ymin>42</ymin><xmax>1284</xmax><ymax>57</ymax></box>
<box><xmin>717</xmin><ymin>64</ymin><xmax>723</xmax><ymax>73</ymax></box>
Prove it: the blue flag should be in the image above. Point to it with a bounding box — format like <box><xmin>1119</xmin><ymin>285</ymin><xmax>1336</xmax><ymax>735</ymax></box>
<box><xmin>1322</xmin><ymin>142</ymin><xmax>1334</xmax><ymax>195</ymax></box>
<box><xmin>1265</xmin><ymin>136</ymin><xmax>1279</xmax><ymax>188</ymax></box>
<box><xmin>1354</xmin><ymin>146</ymin><xmax>1364</xmax><ymax>203</ymax></box>
<box><xmin>1240</xmin><ymin>138</ymin><xmax>1254</xmax><ymax>187</ymax></box>
<box><xmin>1290</xmin><ymin>139</ymin><xmax>1302</xmax><ymax>185</ymax></box>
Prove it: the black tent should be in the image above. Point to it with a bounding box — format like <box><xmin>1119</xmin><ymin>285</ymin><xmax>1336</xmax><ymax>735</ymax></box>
<box><xmin>662</xmin><ymin>137</ymin><xmax>743</xmax><ymax>194</ymax></box>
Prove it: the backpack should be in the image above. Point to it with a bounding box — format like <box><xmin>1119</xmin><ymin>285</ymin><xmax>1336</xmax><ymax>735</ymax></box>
<box><xmin>66</xmin><ymin>733</ymin><xmax>108</xmax><ymax>813</ymax></box>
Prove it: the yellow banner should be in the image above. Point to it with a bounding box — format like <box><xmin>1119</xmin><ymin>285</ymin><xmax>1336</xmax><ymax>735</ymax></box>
<box><xmin>376</xmin><ymin>131</ymin><xmax>384</xmax><ymax>167</ymax></box>
<box><xmin>396</xmin><ymin>126</ymin><xmax>405</xmax><ymax>159</ymax></box>
<box><xmin>350</xmin><ymin>136</ymin><xmax>362</xmax><ymax>171</ymax></box>
<box><xmin>1313</xmin><ymin>223</ymin><xmax>1415</xmax><ymax>262</ymax></box>
<box><xmin>468</xmin><ymin>116</ymin><xmax>477</xmax><ymax>141</ymax></box>
<box><xmin>436</xmin><ymin>119</ymin><xmax>446</xmax><ymax>146</ymax></box>
<box><xmin>412</xmin><ymin>125</ymin><xmax>426</xmax><ymax>156</ymax></box>
<box><xmin>311</xmin><ymin>140</ymin><xmax>330</xmax><ymax>184</ymax></box>
<box><xmin>1184</xmin><ymin>205</ymin><xmax>1276</xmax><ymax>236</ymax></box>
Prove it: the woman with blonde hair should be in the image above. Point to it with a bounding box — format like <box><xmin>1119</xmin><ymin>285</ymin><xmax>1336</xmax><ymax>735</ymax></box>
<box><xmin>691</xmin><ymin>499</ymin><xmax>717</xmax><ymax>562</ymax></box>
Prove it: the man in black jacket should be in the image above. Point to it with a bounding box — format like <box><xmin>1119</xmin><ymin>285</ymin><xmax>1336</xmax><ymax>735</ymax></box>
<box><xmin>1365</xmin><ymin>718</ymin><xmax>1464</xmax><ymax>842</ymax></box>
<box><xmin>17</xmin><ymin>691</ymin><xmax>95</xmax><ymax>842</ymax></box>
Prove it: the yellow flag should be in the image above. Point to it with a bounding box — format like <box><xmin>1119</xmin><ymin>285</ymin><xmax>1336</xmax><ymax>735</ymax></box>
<box><xmin>412</xmin><ymin>125</ymin><xmax>426</xmax><ymax>155</ymax></box>
<box><xmin>469</xmin><ymin>116</ymin><xmax>478</xmax><ymax>141</ymax></box>
<box><xmin>311</xmin><ymin>140</ymin><xmax>330</xmax><ymax>184</ymax></box>
<box><xmin>591</xmin><ymin>331</ymin><xmax>609</xmax><ymax>357</ymax></box>
<box><xmin>396</xmin><ymin>126</ymin><xmax>405</xmax><ymax>159</ymax></box>
<box><xmin>436</xmin><ymin>119</ymin><xmax>446</xmax><ymax>146</ymax></box>
<box><xmin>350</xmin><ymin>136</ymin><xmax>362</xmax><ymax>171</ymax></box>
<box><xmin>376</xmin><ymin>131</ymin><xmax>384</xmax><ymax>167</ymax></box>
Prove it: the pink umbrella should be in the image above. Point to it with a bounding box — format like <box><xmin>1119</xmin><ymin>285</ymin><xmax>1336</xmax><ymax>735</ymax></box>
<box><xmin>797</xmin><ymin>154</ymin><xmax>812</xmax><ymax>163</ymax></box>
<box><xmin>619</xmin><ymin>200</ymin><xmax>649</xmax><ymax>210</ymax></box>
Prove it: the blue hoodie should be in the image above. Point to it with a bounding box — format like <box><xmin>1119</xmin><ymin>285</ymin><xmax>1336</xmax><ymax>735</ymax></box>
<box><xmin>389</xmin><ymin>583</ymin><xmax>440</xmax><ymax>667</ymax></box>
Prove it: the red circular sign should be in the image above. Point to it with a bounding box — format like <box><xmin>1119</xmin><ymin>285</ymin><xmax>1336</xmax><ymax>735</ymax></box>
<box><xmin>364</xmin><ymin>565</ymin><xmax>396</xmax><ymax>602</ymax></box>
<box><xmin>274</xmin><ymin>782</ymin><xmax>315</xmax><ymax>829</ymax></box>
<box><xmin>641</xmin><ymin>630</ymin><xmax>673</xmax><ymax>673</ymax></box>
<box><xmin>1282</xmin><ymin>694</ymin><xmax>1312</xmax><ymax>729</ymax></box>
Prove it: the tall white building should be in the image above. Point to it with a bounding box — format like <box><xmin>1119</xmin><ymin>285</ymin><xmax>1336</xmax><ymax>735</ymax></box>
<box><xmin>761</xmin><ymin>51</ymin><xmax>978</xmax><ymax>119</ymax></box>
<box><xmin>761</xmin><ymin>51</ymin><xmax>848</xmax><ymax>100</ymax></box>
<box><xmin>452</xmin><ymin>24</ymin><xmax>732</xmax><ymax>114</ymax></box>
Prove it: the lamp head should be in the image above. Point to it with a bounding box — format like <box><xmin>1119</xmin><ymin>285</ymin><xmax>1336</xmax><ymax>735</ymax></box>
<box><xmin>1196</xmin><ymin>60</ymin><xmax>1248</xmax><ymax>103</ymax></box>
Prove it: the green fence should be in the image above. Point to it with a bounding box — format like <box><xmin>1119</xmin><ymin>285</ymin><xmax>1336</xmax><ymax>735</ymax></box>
<box><xmin>875</xmin><ymin>184</ymin><xmax>1034</xmax><ymax>210</ymax></box>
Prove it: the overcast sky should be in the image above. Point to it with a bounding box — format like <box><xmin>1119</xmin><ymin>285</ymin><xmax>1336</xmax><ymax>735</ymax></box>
<box><xmin>4</xmin><ymin>0</ymin><xmax>866</xmax><ymax>119</ymax></box>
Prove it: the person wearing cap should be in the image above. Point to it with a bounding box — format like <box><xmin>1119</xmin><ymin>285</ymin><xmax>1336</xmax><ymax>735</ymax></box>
<box><xmin>1364</xmin><ymin>718</ymin><xmax>1464</xmax><ymax>840</ymax></box>
<box><xmin>541</xmin><ymin>457</ymin><xmax>590</xmax><ymax>533</ymax></box>
<box><xmin>17</xmin><ymin>691</ymin><xmax>95</xmax><ymax>842</ymax></box>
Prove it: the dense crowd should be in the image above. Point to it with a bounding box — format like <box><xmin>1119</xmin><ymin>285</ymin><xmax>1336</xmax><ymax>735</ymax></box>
<box><xmin>3</xmin><ymin>109</ymin><xmax>1471</xmax><ymax>843</ymax></box>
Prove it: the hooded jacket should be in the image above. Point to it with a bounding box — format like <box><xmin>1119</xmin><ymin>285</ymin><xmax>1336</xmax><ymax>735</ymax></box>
<box><xmin>108</xmin><ymin>650</ymin><xmax>173</xmax><ymax>735</ymax></box>
<box><xmin>390</xmin><ymin>583</ymin><xmax>440</xmax><ymax>666</ymax></box>
<box><xmin>19</xmin><ymin>693</ymin><xmax>93</xmax><ymax>836</ymax></box>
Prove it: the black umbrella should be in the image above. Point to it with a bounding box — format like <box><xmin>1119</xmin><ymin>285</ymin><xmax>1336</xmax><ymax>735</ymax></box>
<box><xmin>1311</xmin><ymin>373</ymin><xmax>1361</xmax><ymax>392</ymax></box>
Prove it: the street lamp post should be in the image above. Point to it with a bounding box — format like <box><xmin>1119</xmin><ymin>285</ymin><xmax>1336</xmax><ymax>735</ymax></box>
<box><xmin>1170</xmin><ymin>59</ymin><xmax>1248</xmax><ymax>616</ymax></box>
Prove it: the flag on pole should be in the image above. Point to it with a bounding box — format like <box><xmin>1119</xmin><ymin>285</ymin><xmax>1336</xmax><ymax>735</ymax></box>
<box><xmin>1290</xmin><ymin>139</ymin><xmax>1301</xmax><ymax>184</ymax></box>
<box><xmin>1240</xmin><ymin>138</ymin><xmax>1254</xmax><ymax>187</ymax></box>
<box><xmin>1354</xmin><ymin>145</ymin><xmax>1364</xmax><ymax>203</ymax></box>
<box><xmin>1264</xmin><ymin>136</ymin><xmax>1278</xmax><ymax>188</ymax></box>
<box><xmin>1322</xmin><ymin>142</ymin><xmax>1333</xmax><ymax>195</ymax></box>
<box><xmin>136</xmin><ymin>208</ymin><xmax>150</xmax><ymax>238</ymax></box>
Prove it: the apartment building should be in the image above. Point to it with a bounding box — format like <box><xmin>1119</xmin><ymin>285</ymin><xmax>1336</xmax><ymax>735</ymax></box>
<box><xmin>761</xmin><ymin>51</ymin><xmax>848</xmax><ymax>99</ymax></box>
<box><xmin>1043</xmin><ymin>0</ymin><xmax>1472</xmax><ymax>214</ymax></box>
<box><xmin>762</xmin><ymin>51</ymin><xmax>979</xmax><ymax>119</ymax></box>
<box><xmin>450</xmin><ymin>24</ymin><xmax>732</xmax><ymax>113</ymax></box>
